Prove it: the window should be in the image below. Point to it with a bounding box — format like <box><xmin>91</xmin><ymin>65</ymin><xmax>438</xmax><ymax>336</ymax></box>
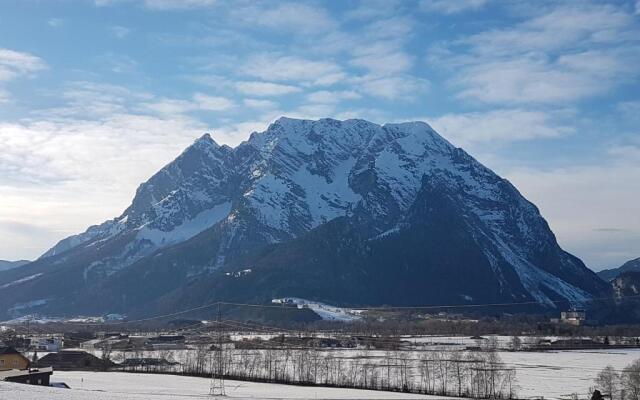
<box><xmin>0</xmin><ymin>359</ymin><xmax>4</xmax><ymax>367</ymax></box>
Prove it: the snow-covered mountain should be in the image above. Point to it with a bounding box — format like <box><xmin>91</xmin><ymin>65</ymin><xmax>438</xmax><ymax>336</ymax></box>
<box><xmin>0</xmin><ymin>117</ymin><xmax>609</xmax><ymax>319</ymax></box>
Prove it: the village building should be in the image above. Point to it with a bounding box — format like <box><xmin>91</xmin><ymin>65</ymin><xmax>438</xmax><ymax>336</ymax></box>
<box><xmin>35</xmin><ymin>337</ymin><xmax>62</xmax><ymax>352</ymax></box>
<box><xmin>0</xmin><ymin>367</ymin><xmax>53</xmax><ymax>386</ymax></box>
<box><xmin>146</xmin><ymin>335</ymin><xmax>186</xmax><ymax>350</ymax></box>
<box><xmin>37</xmin><ymin>350</ymin><xmax>113</xmax><ymax>371</ymax></box>
<box><xmin>560</xmin><ymin>309</ymin><xmax>587</xmax><ymax>326</ymax></box>
<box><xmin>0</xmin><ymin>346</ymin><xmax>30</xmax><ymax>371</ymax></box>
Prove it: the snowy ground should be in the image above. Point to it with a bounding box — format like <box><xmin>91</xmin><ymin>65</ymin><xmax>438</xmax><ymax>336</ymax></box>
<box><xmin>2</xmin><ymin>371</ymin><xmax>449</xmax><ymax>400</ymax></box>
<box><xmin>502</xmin><ymin>348</ymin><xmax>640</xmax><ymax>399</ymax></box>
<box><xmin>3</xmin><ymin>349</ymin><xmax>639</xmax><ymax>399</ymax></box>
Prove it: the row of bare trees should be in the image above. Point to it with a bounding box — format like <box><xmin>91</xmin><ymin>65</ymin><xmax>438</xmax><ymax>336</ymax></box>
<box><xmin>171</xmin><ymin>345</ymin><xmax>516</xmax><ymax>398</ymax></box>
<box><xmin>594</xmin><ymin>360</ymin><xmax>640</xmax><ymax>400</ymax></box>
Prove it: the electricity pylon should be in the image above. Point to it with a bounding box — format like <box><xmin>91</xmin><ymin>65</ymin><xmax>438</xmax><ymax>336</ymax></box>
<box><xmin>209</xmin><ymin>302</ymin><xmax>226</xmax><ymax>397</ymax></box>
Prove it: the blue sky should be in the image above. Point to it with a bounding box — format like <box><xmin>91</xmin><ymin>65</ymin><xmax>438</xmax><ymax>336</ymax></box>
<box><xmin>0</xmin><ymin>0</ymin><xmax>638</xmax><ymax>270</ymax></box>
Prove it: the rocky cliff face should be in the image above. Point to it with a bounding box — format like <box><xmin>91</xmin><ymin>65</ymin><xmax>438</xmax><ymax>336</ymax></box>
<box><xmin>0</xmin><ymin>117</ymin><xmax>610</xmax><ymax>319</ymax></box>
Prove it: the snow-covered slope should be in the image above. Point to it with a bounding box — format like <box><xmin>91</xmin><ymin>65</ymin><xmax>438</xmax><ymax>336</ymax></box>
<box><xmin>0</xmin><ymin>117</ymin><xmax>609</xmax><ymax>318</ymax></box>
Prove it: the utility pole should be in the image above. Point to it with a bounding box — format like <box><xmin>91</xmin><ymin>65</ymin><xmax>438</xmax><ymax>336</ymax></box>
<box><xmin>209</xmin><ymin>302</ymin><xmax>226</xmax><ymax>397</ymax></box>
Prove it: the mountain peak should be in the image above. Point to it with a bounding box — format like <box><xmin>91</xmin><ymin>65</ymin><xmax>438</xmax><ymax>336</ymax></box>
<box><xmin>192</xmin><ymin>132</ymin><xmax>218</xmax><ymax>148</ymax></box>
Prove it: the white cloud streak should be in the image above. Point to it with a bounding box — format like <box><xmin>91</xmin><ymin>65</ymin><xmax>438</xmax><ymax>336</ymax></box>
<box><xmin>419</xmin><ymin>0</ymin><xmax>488</xmax><ymax>14</ymax></box>
<box><xmin>430</xmin><ymin>3</ymin><xmax>640</xmax><ymax>105</ymax></box>
<box><xmin>0</xmin><ymin>48</ymin><xmax>46</xmax><ymax>82</ymax></box>
<box><xmin>235</xmin><ymin>81</ymin><xmax>301</xmax><ymax>96</ymax></box>
<box><xmin>241</xmin><ymin>54</ymin><xmax>344</xmax><ymax>86</ymax></box>
<box><xmin>429</xmin><ymin>109</ymin><xmax>574</xmax><ymax>146</ymax></box>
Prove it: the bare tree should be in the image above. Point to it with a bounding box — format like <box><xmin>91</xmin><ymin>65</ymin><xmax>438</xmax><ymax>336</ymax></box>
<box><xmin>596</xmin><ymin>365</ymin><xmax>620</xmax><ymax>400</ymax></box>
<box><xmin>509</xmin><ymin>336</ymin><xmax>522</xmax><ymax>351</ymax></box>
<box><xmin>622</xmin><ymin>360</ymin><xmax>640</xmax><ymax>400</ymax></box>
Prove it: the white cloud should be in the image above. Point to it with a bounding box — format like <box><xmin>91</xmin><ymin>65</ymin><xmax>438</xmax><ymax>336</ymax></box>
<box><xmin>143</xmin><ymin>0</ymin><xmax>215</xmax><ymax>10</ymax></box>
<box><xmin>306</xmin><ymin>90</ymin><xmax>360</xmax><ymax>104</ymax></box>
<box><xmin>288</xmin><ymin>103</ymin><xmax>337</xmax><ymax>120</ymax></box>
<box><xmin>47</xmin><ymin>18</ymin><xmax>64</xmax><ymax>28</ymax></box>
<box><xmin>109</xmin><ymin>25</ymin><xmax>131</xmax><ymax>38</ymax></box>
<box><xmin>192</xmin><ymin>93</ymin><xmax>234</xmax><ymax>111</ymax></box>
<box><xmin>94</xmin><ymin>0</ymin><xmax>215</xmax><ymax>10</ymax></box>
<box><xmin>428</xmin><ymin>109</ymin><xmax>573</xmax><ymax>146</ymax></box>
<box><xmin>465</xmin><ymin>4</ymin><xmax>634</xmax><ymax>56</ymax></box>
<box><xmin>0</xmin><ymin>78</ymin><xmax>218</xmax><ymax>259</ymax></box>
<box><xmin>454</xmin><ymin>54</ymin><xmax>635</xmax><ymax>104</ymax></box>
<box><xmin>506</xmin><ymin>160</ymin><xmax>640</xmax><ymax>269</ymax></box>
<box><xmin>143</xmin><ymin>93</ymin><xmax>234</xmax><ymax>115</ymax></box>
<box><xmin>38</xmin><ymin>81</ymin><xmax>152</xmax><ymax>118</ymax></box>
<box><xmin>344</xmin><ymin>0</ymin><xmax>403</xmax><ymax>21</ymax></box>
<box><xmin>243</xmin><ymin>98</ymin><xmax>277</xmax><ymax>110</ymax></box>
<box><xmin>0</xmin><ymin>113</ymin><xmax>206</xmax><ymax>259</ymax></box>
<box><xmin>0</xmin><ymin>88</ymin><xmax>10</xmax><ymax>103</ymax></box>
<box><xmin>419</xmin><ymin>0</ymin><xmax>488</xmax><ymax>14</ymax></box>
<box><xmin>431</xmin><ymin>3</ymin><xmax>640</xmax><ymax>105</ymax></box>
<box><xmin>350</xmin><ymin>41</ymin><xmax>413</xmax><ymax>75</ymax></box>
<box><xmin>231</xmin><ymin>3</ymin><xmax>336</xmax><ymax>34</ymax></box>
<box><xmin>241</xmin><ymin>54</ymin><xmax>344</xmax><ymax>86</ymax></box>
<box><xmin>235</xmin><ymin>81</ymin><xmax>301</xmax><ymax>96</ymax></box>
<box><xmin>96</xmin><ymin>53</ymin><xmax>138</xmax><ymax>73</ymax></box>
<box><xmin>0</xmin><ymin>48</ymin><xmax>46</xmax><ymax>81</ymax></box>
<box><xmin>354</xmin><ymin>75</ymin><xmax>427</xmax><ymax>100</ymax></box>
<box><xmin>364</xmin><ymin>16</ymin><xmax>414</xmax><ymax>40</ymax></box>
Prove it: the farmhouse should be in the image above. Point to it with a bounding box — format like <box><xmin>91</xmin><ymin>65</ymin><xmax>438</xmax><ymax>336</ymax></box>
<box><xmin>146</xmin><ymin>334</ymin><xmax>186</xmax><ymax>349</ymax></box>
<box><xmin>0</xmin><ymin>346</ymin><xmax>30</xmax><ymax>371</ymax></box>
<box><xmin>37</xmin><ymin>350</ymin><xmax>113</xmax><ymax>371</ymax></box>
<box><xmin>0</xmin><ymin>367</ymin><xmax>53</xmax><ymax>386</ymax></box>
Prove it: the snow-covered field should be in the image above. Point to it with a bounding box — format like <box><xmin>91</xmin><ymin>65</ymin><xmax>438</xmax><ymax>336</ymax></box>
<box><xmin>2</xmin><ymin>371</ymin><xmax>446</xmax><ymax>400</ymax></box>
<box><xmin>2</xmin><ymin>349</ymin><xmax>639</xmax><ymax>399</ymax></box>
<box><xmin>502</xmin><ymin>349</ymin><xmax>640</xmax><ymax>398</ymax></box>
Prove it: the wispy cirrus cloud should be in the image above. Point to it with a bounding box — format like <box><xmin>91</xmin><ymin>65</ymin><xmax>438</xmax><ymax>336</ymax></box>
<box><xmin>142</xmin><ymin>93</ymin><xmax>235</xmax><ymax>115</ymax></box>
<box><xmin>230</xmin><ymin>3</ymin><xmax>336</xmax><ymax>34</ymax></box>
<box><xmin>429</xmin><ymin>109</ymin><xmax>574</xmax><ymax>146</ymax></box>
<box><xmin>241</xmin><ymin>54</ymin><xmax>345</xmax><ymax>86</ymax></box>
<box><xmin>109</xmin><ymin>25</ymin><xmax>131</xmax><ymax>38</ymax></box>
<box><xmin>235</xmin><ymin>81</ymin><xmax>301</xmax><ymax>97</ymax></box>
<box><xmin>47</xmin><ymin>18</ymin><xmax>64</xmax><ymax>28</ymax></box>
<box><xmin>419</xmin><ymin>0</ymin><xmax>488</xmax><ymax>15</ymax></box>
<box><xmin>306</xmin><ymin>90</ymin><xmax>360</xmax><ymax>104</ymax></box>
<box><xmin>429</xmin><ymin>3</ymin><xmax>640</xmax><ymax>105</ymax></box>
<box><xmin>0</xmin><ymin>48</ymin><xmax>46</xmax><ymax>103</ymax></box>
<box><xmin>96</xmin><ymin>0</ymin><xmax>216</xmax><ymax>10</ymax></box>
<box><xmin>0</xmin><ymin>48</ymin><xmax>46</xmax><ymax>81</ymax></box>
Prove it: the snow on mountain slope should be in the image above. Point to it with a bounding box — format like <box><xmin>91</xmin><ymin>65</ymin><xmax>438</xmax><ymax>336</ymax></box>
<box><xmin>0</xmin><ymin>117</ymin><xmax>609</xmax><ymax>318</ymax></box>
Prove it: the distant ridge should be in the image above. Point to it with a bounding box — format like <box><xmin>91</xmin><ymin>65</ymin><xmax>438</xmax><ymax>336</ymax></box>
<box><xmin>598</xmin><ymin>257</ymin><xmax>640</xmax><ymax>281</ymax></box>
<box><xmin>0</xmin><ymin>260</ymin><xmax>30</xmax><ymax>272</ymax></box>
